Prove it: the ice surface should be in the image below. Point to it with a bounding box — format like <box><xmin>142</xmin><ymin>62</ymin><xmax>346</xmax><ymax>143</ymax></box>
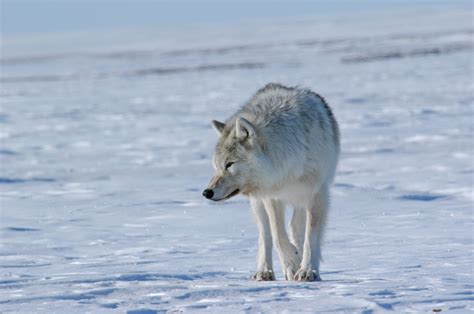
<box><xmin>1</xmin><ymin>4</ymin><xmax>473</xmax><ymax>313</ymax></box>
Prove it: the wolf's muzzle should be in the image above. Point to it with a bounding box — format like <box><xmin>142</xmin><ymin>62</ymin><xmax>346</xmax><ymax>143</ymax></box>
<box><xmin>202</xmin><ymin>189</ymin><xmax>214</xmax><ymax>199</ymax></box>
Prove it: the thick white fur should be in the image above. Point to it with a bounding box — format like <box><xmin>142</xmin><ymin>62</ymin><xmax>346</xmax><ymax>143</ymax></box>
<box><xmin>206</xmin><ymin>83</ymin><xmax>340</xmax><ymax>281</ymax></box>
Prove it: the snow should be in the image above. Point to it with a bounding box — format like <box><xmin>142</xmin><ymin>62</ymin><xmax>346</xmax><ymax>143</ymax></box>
<box><xmin>1</xmin><ymin>4</ymin><xmax>473</xmax><ymax>313</ymax></box>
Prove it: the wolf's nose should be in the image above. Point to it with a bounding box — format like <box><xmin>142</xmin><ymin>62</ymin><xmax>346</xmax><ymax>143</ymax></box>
<box><xmin>202</xmin><ymin>189</ymin><xmax>214</xmax><ymax>199</ymax></box>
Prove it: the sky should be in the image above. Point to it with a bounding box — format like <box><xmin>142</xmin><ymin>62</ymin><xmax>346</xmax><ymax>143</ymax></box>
<box><xmin>1</xmin><ymin>0</ymin><xmax>471</xmax><ymax>35</ymax></box>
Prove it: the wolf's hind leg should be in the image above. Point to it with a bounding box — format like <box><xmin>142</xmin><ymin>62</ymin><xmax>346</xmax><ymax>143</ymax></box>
<box><xmin>294</xmin><ymin>185</ymin><xmax>329</xmax><ymax>282</ymax></box>
<box><xmin>263</xmin><ymin>199</ymin><xmax>301</xmax><ymax>281</ymax></box>
<box><xmin>289</xmin><ymin>207</ymin><xmax>305</xmax><ymax>255</ymax></box>
<box><xmin>250</xmin><ymin>198</ymin><xmax>274</xmax><ymax>281</ymax></box>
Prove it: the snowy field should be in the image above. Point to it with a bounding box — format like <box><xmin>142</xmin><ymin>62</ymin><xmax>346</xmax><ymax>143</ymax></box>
<box><xmin>1</xmin><ymin>3</ymin><xmax>473</xmax><ymax>313</ymax></box>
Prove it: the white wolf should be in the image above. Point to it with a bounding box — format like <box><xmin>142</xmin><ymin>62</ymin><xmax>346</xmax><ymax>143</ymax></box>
<box><xmin>203</xmin><ymin>83</ymin><xmax>340</xmax><ymax>281</ymax></box>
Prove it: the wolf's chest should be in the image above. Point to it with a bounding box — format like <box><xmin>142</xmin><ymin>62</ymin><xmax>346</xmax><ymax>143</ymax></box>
<box><xmin>268</xmin><ymin>177</ymin><xmax>321</xmax><ymax>208</ymax></box>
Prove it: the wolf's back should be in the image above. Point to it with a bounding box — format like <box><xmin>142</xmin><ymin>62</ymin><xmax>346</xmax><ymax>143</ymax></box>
<box><xmin>232</xmin><ymin>83</ymin><xmax>340</xmax><ymax>153</ymax></box>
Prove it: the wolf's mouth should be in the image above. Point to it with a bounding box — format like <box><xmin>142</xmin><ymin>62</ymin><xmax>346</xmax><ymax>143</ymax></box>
<box><xmin>215</xmin><ymin>189</ymin><xmax>240</xmax><ymax>201</ymax></box>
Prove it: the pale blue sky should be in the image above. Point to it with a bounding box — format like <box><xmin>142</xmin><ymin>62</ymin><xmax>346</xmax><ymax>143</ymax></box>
<box><xmin>1</xmin><ymin>0</ymin><xmax>471</xmax><ymax>35</ymax></box>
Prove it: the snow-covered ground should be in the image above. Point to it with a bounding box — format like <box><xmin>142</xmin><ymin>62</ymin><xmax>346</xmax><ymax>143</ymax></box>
<box><xmin>1</xmin><ymin>4</ymin><xmax>473</xmax><ymax>313</ymax></box>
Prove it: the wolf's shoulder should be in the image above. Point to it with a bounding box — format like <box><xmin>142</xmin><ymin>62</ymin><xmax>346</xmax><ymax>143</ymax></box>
<box><xmin>254</xmin><ymin>83</ymin><xmax>296</xmax><ymax>95</ymax></box>
<box><xmin>247</xmin><ymin>83</ymin><xmax>330</xmax><ymax>111</ymax></box>
<box><xmin>251</xmin><ymin>83</ymin><xmax>326</xmax><ymax>104</ymax></box>
<box><xmin>245</xmin><ymin>83</ymin><xmax>296</xmax><ymax>108</ymax></box>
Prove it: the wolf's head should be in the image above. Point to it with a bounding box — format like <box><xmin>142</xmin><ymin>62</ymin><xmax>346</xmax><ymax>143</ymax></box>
<box><xmin>203</xmin><ymin>117</ymin><xmax>265</xmax><ymax>201</ymax></box>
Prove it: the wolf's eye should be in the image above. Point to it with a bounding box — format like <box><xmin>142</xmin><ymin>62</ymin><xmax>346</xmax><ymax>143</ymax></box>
<box><xmin>225</xmin><ymin>162</ymin><xmax>235</xmax><ymax>170</ymax></box>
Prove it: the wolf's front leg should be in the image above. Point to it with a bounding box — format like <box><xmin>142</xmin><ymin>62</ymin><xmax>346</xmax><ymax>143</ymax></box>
<box><xmin>250</xmin><ymin>198</ymin><xmax>275</xmax><ymax>281</ymax></box>
<box><xmin>295</xmin><ymin>186</ymin><xmax>329</xmax><ymax>282</ymax></box>
<box><xmin>263</xmin><ymin>199</ymin><xmax>301</xmax><ymax>281</ymax></box>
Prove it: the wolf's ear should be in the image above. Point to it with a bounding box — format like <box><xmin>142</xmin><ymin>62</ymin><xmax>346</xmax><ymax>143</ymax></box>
<box><xmin>236</xmin><ymin>117</ymin><xmax>255</xmax><ymax>140</ymax></box>
<box><xmin>211</xmin><ymin>120</ymin><xmax>225</xmax><ymax>134</ymax></box>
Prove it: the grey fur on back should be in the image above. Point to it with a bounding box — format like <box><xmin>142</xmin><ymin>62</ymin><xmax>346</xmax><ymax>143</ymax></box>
<box><xmin>225</xmin><ymin>83</ymin><xmax>339</xmax><ymax>146</ymax></box>
<box><xmin>220</xmin><ymin>83</ymin><xmax>339</xmax><ymax>173</ymax></box>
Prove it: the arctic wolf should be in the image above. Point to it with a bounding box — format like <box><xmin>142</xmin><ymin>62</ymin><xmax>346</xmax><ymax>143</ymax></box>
<box><xmin>203</xmin><ymin>83</ymin><xmax>340</xmax><ymax>281</ymax></box>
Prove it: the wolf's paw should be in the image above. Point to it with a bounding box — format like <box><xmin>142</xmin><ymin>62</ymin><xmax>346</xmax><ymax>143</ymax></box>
<box><xmin>281</xmin><ymin>248</ymin><xmax>302</xmax><ymax>281</ymax></box>
<box><xmin>283</xmin><ymin>259</ymin><xmax>300</xmax><ymax>281</ymax></box>
<box><xmin>294</xmin><ymin>268</ymin><xmax>321</xmax><ymax>282</ymax></box>
<box><xmin>251</xmin><ymin>270</ymin><xmax>275</xmax><ymax>281</ymax></box>
<box><xmin>284</xmin><ymin>267</ymin><xmax>297</xmax><ymax>281</ymax></box>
